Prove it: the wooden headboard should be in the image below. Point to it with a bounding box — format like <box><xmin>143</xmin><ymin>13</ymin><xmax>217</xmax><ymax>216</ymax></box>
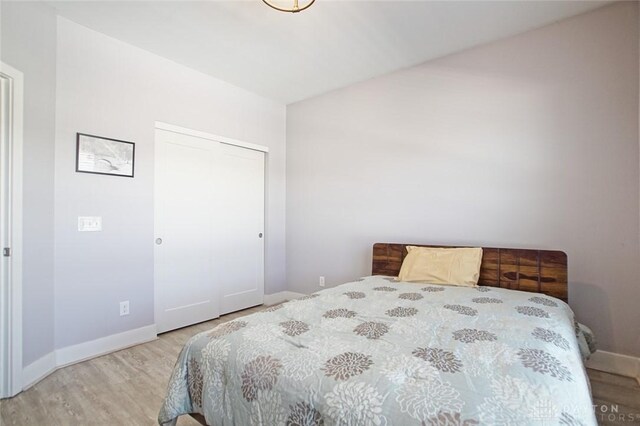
<box><xmin>372</xmin><ymin>243</ymin><xmax>568</xmax><ymax>302</ymax></box>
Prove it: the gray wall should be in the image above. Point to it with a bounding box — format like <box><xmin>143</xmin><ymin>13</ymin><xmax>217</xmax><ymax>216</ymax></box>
<box><xmin>286</xmin><ymin>2</ymin><xmax>640</xmax><ymax>356</ymax></box>
<box><xmin>1</xmin><ymin>2</ymin><xmax>57</xmax><ymax>366</ymax></box>
<box><xmin>54</xmin><ymin>18</ymin><xmax>286</xmax><ymax>349</ymax></box>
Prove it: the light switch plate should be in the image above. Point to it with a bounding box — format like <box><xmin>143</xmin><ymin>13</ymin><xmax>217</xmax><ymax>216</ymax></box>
<box><xmin>78</xmin><ymin>216</ymin><xmax>102</xmax><ymax>232</ymax></box>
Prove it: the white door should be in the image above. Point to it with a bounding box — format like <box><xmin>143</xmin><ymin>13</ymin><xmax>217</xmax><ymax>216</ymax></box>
<box><xmin>0</xmin><ymin>65</ymin><xmax>11</xmax><ymax>398</ymax></box>
<box><xmin>155</xmin><ymin>129</ymin><xmax>219</xmax><ymax>333</ymax></box>
<box><xmin>154</xmin><ymin>128</ymin><xmax>265</xmax><ymax>333</ymax></box>
<box><xmin>0</xmin><ymin>63</ymin><xmax>23</xmax><ymax>398</ymax></box>
<box><xmin>216</xmin><ymin>143</ymin><xmax>265</xmax><ymax>315</ymax></box>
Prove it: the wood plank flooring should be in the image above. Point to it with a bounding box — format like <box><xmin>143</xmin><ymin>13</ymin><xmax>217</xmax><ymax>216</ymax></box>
<box><xmin>588</xmin><ymin>369</ymin><xmax>640</xmax><ymax>425</ymax></box>
<box><xmin>1</xmin><ymin>305</ymin><xmax>639</xmax><ymax>425</ymax></box>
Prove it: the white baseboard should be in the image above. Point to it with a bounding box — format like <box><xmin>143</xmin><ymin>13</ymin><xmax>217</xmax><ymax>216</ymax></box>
<box><xmin>22</xmin><ymin>324</ymin><xmax>157</xmax><ymax>391</ymax></box>
<box><xmin>22</xmin><ymin>352</ymin><xmax>56</xmax><ymax>390</ymax></box>
<box><xmin>56</xmin><ymin>324</ymin><xmax>157</xmax><ymax>367</ymax></box>
<box><xmin>586</xmin><ymin>350</ymin><xmax>640</xmax><ymax>383</ymax></box>
<box><xmin>263</xmin><ymin>291</ymin><xmax>305</xmax><ymax>305</ymax></box>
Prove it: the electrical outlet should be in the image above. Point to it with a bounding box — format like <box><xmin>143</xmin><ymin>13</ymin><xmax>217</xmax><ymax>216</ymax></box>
<box><xmin>120</xmin><ymin>301</ymin><xmax>130</xmax><ymax>316</ymax></box>
<box><xmin>319</xmin><ymin>276</ymin><xmax>325</xmax><ymax>287</ymax></box>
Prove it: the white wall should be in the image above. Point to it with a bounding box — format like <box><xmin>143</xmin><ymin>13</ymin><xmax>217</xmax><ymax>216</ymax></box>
<box><xmin>286</xmin><ymin>2</ymin><xmax>640</xmax><ymax>357</ymax></box>
<box><xmin>1</xmin><ymin>2</ymin><xmax>57</xmax><ymax>367</ymax></box>
<box><xmin>54</xmin><ymin>18</ymin><xmax>286</xmax><ymax>349</ymax></box>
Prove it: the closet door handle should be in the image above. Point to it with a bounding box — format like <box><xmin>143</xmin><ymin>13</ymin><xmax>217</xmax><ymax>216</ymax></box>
<box><xmin>156</xmin><ymin>238</ymin><xmax>163</xmax><ymax>245</ymax></box>
<box><xmin>258</xmin><ymin>233</ymin><xmax>263</xmax><ymax>238</ymax></box>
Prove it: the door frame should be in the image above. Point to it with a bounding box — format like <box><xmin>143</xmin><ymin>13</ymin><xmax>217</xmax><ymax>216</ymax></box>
<box><xmin>154</xmin><ymin>122</ymin><xmax>269</xmax><ymax>153</ymax></box>
<box><xmin>0</xmin><ymin>62</ymin><xmax>24</xmax><ymax>398</ymax></box>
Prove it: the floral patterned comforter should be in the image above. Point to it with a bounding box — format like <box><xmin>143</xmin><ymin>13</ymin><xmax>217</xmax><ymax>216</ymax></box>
<box><xmin>159</xmin><ymin>276</ymin><xmax>596</xmax><ymax>426</ymax></box>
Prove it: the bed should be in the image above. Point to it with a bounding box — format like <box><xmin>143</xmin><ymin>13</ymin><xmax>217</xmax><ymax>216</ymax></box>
<box><xmin>159</xmin><ymin>243</ymin><xmax>597</xmax><ymax>425</ymax></box>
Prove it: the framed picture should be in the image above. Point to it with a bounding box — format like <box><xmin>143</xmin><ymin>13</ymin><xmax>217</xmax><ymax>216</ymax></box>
<box><xmin>76</xmin><ymin>133</ymin><xmax>135</xmax><ymax>178</ymax></box>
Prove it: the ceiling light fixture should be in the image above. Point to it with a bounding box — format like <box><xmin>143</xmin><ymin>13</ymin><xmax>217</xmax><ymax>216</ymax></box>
<box><xmin>262</xmin><ymin>0</ymin><xmax>315</xmax><ymax>13</ymax></box>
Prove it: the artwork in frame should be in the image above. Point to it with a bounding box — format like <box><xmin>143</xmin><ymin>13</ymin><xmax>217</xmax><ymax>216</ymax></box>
<box><xmin>76</xmin><ymin>133</ymin><xmax>135</xmax><ymax>178</ymax></box>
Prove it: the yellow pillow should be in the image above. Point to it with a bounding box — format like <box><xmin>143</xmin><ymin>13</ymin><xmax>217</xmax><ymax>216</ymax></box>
<box><xmin>397</xmin><ymin>246</ymin><xmax>483</xmax><ymax>287</ymax></box>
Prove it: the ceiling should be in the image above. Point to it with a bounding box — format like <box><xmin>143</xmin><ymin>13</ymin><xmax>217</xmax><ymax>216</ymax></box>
<box><xmin>47</xmin><ymin>0</ymin><xmax>611</xmax><ymax>104</ymax></box>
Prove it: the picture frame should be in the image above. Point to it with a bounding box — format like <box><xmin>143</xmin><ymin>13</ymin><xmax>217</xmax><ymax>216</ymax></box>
<box><xmin>76</xmin><ymin>133</ymin><xmax>135</xmax><ymax>178</ymax></box>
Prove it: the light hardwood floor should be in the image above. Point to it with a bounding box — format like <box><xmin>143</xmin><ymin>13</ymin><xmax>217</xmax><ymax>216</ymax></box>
<box><xmin>1</xmin><ymin>305</ymin><xmax>639</xmax><ymax>425</ymax></box>
<box><xmin>588</xmin><ymin>369</ymin><xmax>640</xmax><ymax>425</ymax></box>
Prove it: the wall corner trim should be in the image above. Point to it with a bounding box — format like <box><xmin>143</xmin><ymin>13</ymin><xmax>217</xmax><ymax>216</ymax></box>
<box><xmin>586</xmin><ymin>350</ymin><xmax>640</xmax><ymax>384</ymax></box>
<box><xmin>263</xmin><ymin>291</ymin><xmax>305</xmax><ymax>305</ymax></box>
<box><xmin>22</xmin><ymin>324</ymin><xmax>157</xmax><ymax>391</ymax></box>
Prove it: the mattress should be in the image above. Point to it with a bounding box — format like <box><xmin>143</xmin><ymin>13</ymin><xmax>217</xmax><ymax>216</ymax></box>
<box><xmin>159</xmin><ymin>275</ymin><xmax>596</xmax><ymax>425</ymax></box>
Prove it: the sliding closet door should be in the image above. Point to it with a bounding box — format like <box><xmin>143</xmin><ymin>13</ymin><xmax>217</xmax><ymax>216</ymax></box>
<box><xmin>155</xmin><ymin>128</ymin><xmax>265</xmax><ymax>333</ymax></box>
<box><xmin>215</xmin><ymin>143</ymin><xmax>265</xmax><ymax>315</ymax></box>
<box><xmin>155</xmin><ymin>129</ymin><xmax>219</xmax><ymax>333</ymax></box>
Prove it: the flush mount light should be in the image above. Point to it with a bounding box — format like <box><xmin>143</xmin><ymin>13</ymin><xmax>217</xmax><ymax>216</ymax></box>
<box><xmin>262</xmin><ymin>0</ymin><xmax>315</xmax><ymax>13</ymax></box>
